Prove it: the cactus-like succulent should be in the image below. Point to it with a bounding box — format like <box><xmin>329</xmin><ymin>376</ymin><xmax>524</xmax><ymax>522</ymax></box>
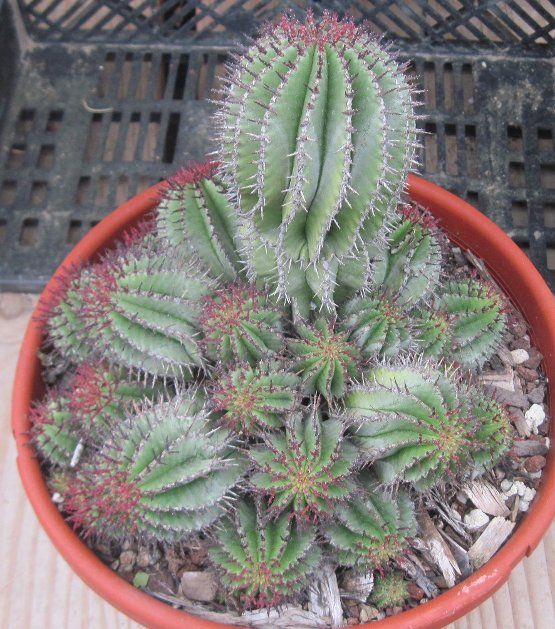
<box><xmin>326</xmin><ymin>480</ymin><xmax>416</xmax><ymax>569</ymax></box>
<box><xmin>210</xmin><ymin>363</ymin><xmax>298</xmax><ymax>434</ymax></box>
<box><xmin>470</xmin><ymin>394</ymin><xmax>512</xmax><ymax>466</ymax></box>
<box><xmin>288</xmin><ymin>318</ymin><xmax>360</xmax><ymax>400</ymax></box>
<box><xmin>30</xmin><ymin>393</ymin><xmax>79</xmax><ymax>467</ymax></box>
<box><xmin>216</xmin><ymin>11</ymin><xmax>418</xmax><ymax>312</ymax></box>
<box><xmin>57</xmin><ymin>395</ymin><xmax>247</xmax><ymax>541</ymax></box>
<box><xmin>64</xmin><ymin>361</ymin><xmax>162</xmax><ymax>430</ymax></box>
<box><xmin>157</xmin><ymin>161</ymin><xmax>242</xmax><ymax>281</ymax></box>
<box><xmin>30</xmin><ymin>361</ymin><xmax>161</xmax><ymax>465</ymax></box>
<box><xmin>199</xmin><ymin>283</ymin><xmax>283</xmax><ymax>365</ymax></box>
<box><xmin>412</xmin><ymin>308</ymin><xmax>451</xmax><ymax>358</ymax></box>
<box><xmin>345</xmin><ymin>363</ymin><xmax>510</xmax><ymax>488</ymax></box>
<box><xmin>372</xmin><ymin>204</ymin><xmax>442</xmax><ymax>306</ymax></box>
<box><xmin>436</xmin><ymin>277</ymin><xmax>507</xmax><ymax>368</ymax></box>
<box><xmin>341</xmin><ymin>293</ymin><xmax>413</xmax><ymax>359</ymax></box>
<box><xmin>250</xmin><ymin>411</ymin><xmax>358</xmax><ymax>520</ymax></box>
<box><xmin>32</xmin><ymin>10</ymin><xmax>519</xmax><ymax>618</ymax></box>
<box><xmin>39</xmin><ymin>264</ymin><xmax>91</xmax><ymax>366</ymax></box>
<box><xmin>209</xmin><ymin>499</ymin><xmax>321</xmax><ymax>608</ymax></box>
<box><xmin>70</xmin><ymin>246</ymin><xmax>215</xmax><ymax>379</ymax></box>
<box><xmin>370</xmin><ymin>572</ymin><xmax>410</xmax><ymax>608</ymax></box>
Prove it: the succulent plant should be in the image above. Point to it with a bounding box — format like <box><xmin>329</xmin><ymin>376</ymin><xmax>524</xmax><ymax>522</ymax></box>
<box><xmin>39</xmin><ymin>263</ymin><xmax>92</xmax><ymax>366</ymax></box>
<box><xmin>57</xmin><ymin>394</ymin><xmax>247</xmax><ymax>541</ymax></box>
<box><xmin>157</xmin><ymin>161</ymin><xmax>242</xmax><ymax>281</ymax></box>
<box><xmin>371</xmin><ymin>204</ymin><xmax>442</xmax><ymax>306</ymax></box>
<box><xmin>326</xmin><ymin>479</ymin><xmax>416</xmax><ymax>569</ymax></box>
<box><xmin>344</xmin><ymin>363</ymin><xmax>510</xmax><ymax>488</ymax></box>
<box><xmin>199</xmin><ymin>283</ymin><xmax>283</xmax><ymax>365</ymax></box>
<box><xmin>209</xmin><ymin>498</ymin><xmax>321</xmax><ymax>608</ymax></box>
<box><xmin>412</xmin><ymin>308</ymin><xmax>451</xmax><ymax>359</ymax></box>
<box><xmin>250</xmin><ymin>410</ymin><xmax>358</xmax><ymax>521</ymax></box>
<box><xmin>470</xmin><ymin>394</ymin><xmax>512</xmax><ymax>466</ymax></box>
<box><xmin>30</xmin><ymin>393</ymin><xmax>79</xmax><ymax>467</ymax></box>
<box><xmin>216</xmin><ymin>11</ymin><xmax>418</xmax><ymax>313</ymax></box>
<box><xmin>210</xmin><ymin>362</ymin><xmax>298</xmax><ymax>434</ymax></box>
<box><xmin>33</xmin><ymin>10</ymin><xmax>518</xmax><ymax>618</ymax></box>
<box><xmin>288</xmin><ymin>318</ymin><xmax>360</xmax><ymax>400</ymax></box>
<box><xmin>370</xmin><ymin>572</ymin><xmax>410</xmax><ymax>608</ymax></box>
<box><xmin>64</xmin><ymin>361</ymin><xmax>162</xmax><ymax>430</ymax></box>
<box><xmin>341</xmin><ymin>293</ymin><xmax>413</xmax><ymax>359</ymax></box>
<box><xmin>30</xmin><ymin>361</ymin><xmax>162</xmax><ymax>465</ymax></box>
<box><xmin>69</xmin><ymin>245</ymin><xmax>215</xmax><ymax>379</ymax></box>
<box><xmin>436</xmin><ymin>277</ymin><xmax>507</xmax><ymax>367</ymax></box>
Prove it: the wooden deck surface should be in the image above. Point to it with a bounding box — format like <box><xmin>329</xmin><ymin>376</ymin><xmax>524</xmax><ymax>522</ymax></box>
<box><xmin>1</xmin><ymin>292</ymin><xmax>554</xmax><ymax>629</ymax></box>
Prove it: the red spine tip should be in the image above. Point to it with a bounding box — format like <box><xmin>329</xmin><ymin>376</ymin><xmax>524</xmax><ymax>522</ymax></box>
<box><xmin>164</xmin><ymin>159</ymin><xmax>221</xmax><ymax>193</ymax></box>
<box><xmin>277</xmin><ymin>10</ymin><xmax>359</xmax><ymax>49</ymax></box>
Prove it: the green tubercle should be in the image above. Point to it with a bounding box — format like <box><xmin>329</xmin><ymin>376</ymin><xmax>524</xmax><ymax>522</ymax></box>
<box><xmin>370</xmin><ymin>572</ymin><xmax>410</xmax><ymax>609</ymax></box>
<box><xmin>344</xmin><ymin>362</ymin><xmax>512</xmax><ymax>488</ymax></box>
<box><xmin>56</xmin><ymin>394</ymin><xmax>248</xmax><ymax>542</ymax></box>
<box><xmin>341</xmin><ymin>293</ymin><xmax>413</xmax><ymax>359</ymax></box>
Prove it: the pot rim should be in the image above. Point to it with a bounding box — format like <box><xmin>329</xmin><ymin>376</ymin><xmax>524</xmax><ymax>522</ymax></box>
<box><xmin>11</xmin><ymin>174</ymin><xmax>555</xmax><ymax>629</ymax></box>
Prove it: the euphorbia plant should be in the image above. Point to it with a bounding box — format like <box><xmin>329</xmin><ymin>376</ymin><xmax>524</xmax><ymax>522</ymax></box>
<box><xmin>32</xmin><ymin>10</ymin><xmax>515</xmax><ymax>618</ymax></box>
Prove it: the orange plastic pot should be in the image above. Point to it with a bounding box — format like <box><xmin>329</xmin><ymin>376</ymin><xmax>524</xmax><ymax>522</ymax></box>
<box><xmin>11</xmin><ymin>174</ymin><xmax>555</xmax><ymax>629</ymax></box>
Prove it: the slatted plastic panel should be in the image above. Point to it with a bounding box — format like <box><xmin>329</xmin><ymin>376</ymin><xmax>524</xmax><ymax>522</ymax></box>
<box><xmin>0</xmin><ymin>1</ymin><xmax>553</xmax><ymax>290</ymax></box>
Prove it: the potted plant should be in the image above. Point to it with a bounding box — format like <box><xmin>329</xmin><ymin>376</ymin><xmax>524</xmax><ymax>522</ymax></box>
<box><xmin>12</xmin><ymin>11</ymin><xmax>555</xmax><ymax>629</ymax></box>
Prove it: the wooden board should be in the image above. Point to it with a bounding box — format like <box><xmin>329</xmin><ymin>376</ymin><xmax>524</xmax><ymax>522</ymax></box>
<box><xmin>1</xmin><ymin>293</ymin><xmax>554</xmax><ymax>629</ymax></box>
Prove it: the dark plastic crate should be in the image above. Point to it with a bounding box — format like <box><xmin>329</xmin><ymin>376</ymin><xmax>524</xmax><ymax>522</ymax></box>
<box><xmin>0</xmin><ymin>0</ymin><xmax>554</xmax><ymax>291</ymax></box>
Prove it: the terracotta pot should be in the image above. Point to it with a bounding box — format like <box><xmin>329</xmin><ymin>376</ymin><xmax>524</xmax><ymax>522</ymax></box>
<box><xmin>12</xmin><ymin>174</ymin><xmax>555</xmax><ymax>629</ymax></box>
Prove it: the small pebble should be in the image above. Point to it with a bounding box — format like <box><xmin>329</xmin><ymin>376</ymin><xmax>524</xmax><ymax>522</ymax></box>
<box><xmin>524</xmin><ymin>455</ymin><xmax>546</xmax><ymax>473</ymax></box>
<box><xmin>510</xmin><ymin>408</ymin><xmax>531</xmax><ymax>437</ymax></box>
<box><xmin>509</xmin><ymin>336</ymin><xmax>531</xmax><ymax>350</ymax></box>
<box><xmin>525</xmin><ymin>404</ymin><xmax>546</xmax><ymax>434</ymax></box>
<box><xmin>511</xmin><ymin>320</ymin><xmax>527</xmax><ymax>338</ymax></box>
<box><xmin>510</xmin><ymin>349</ymin><xmax>529</xmax><ymax>364</ymax></box>
<box><xmin>528</xmin><ymin>386</ymin><xmax>545</xmax><ymax>405</ymax></box>
<box><xmin>464</xmin><ymin>509</ymin><xmax>490</xmax><ymax>532</ymax></box>
<box><xmin>180</xmin><ymin>571</ymin><xmax>218</xmax><ymax>602</ymax></box>
<box><xmin>523</xmin><ymin>348</ymin><xmax>543</xmax><ymax>370</ymax></box>
<box><xmin>407</xmin><ymin>583</ymin><xmax>425</xmax><ymax>601</ymax></box>
<box><xmin>455</xmin><ymin>491</ymin><xmax>468</xmax><ymax>504</ymax></box>
<box><xmin>517</xmin><ymin>365</ymin><xmax>539</xmax><ymax>382</ymax></box>
<box><xmin>487</xmin><ymin>387</ymin><xmax>528</xmax><ymax>409</ymax></box>
<box><xmin>500</xmin><ymin>479</ymin><xmax>513</xmax><ymax>492</ymax></box>
<box><xmin>519</xmin><ymin>501</ymin><xmax>530</xmax><ymax>512</ymax></box>
<box><xmin>119</xmin><ymin>550</ymin><xmax>137</xmax><ymax>571</ymax></box>
<box><xmin>523</xmin><ymin>487</ymin><xmax>536</xmax><ymax>502</ymax></box>
<box><xmin>512</xmin><ymin>438</ymin><xmax>548</xmax><ymax>456</ymax></box>
<box><xmin>503</xmin><ymin>481</ymin><xmax>527</xmax><ymax>497</ymax></box>
<box><xmin>360</xmin><ymin>605</ymin><xmax>380</xmax><ymax>621</ymax></box>
<box><xmin>136</xmin><ymin>548</ymin><xmax>151</xmax><ymax>569</ymax></box>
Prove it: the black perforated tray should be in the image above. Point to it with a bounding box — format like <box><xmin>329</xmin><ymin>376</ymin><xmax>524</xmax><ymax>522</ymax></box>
<box><xmin>0</xmin><ymin>1</ymin><xmax>553</xmax><ymax>291</ymax></box>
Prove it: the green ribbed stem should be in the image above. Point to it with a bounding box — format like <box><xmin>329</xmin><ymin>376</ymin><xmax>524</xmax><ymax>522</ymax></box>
<box><xmin>209</xmin><ymin>499</ymin><xmax>321</xmax><ymax>608</ymax></box>
<box><xmin>217</xmin><ymin>13</ymin><xmax>417</xmax><ymax>312</ymax></box>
